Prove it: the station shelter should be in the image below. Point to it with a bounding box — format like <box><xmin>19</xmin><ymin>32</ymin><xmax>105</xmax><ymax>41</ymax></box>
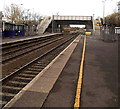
<box><xmin>2</xmin><ymin>21</ymin><xmax>24</xmax><ymax>38</ymax></box>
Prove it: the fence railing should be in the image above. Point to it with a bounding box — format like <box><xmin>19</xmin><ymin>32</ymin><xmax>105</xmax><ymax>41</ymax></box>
<box><xmin>100</xmin><ymin>25</ymin><xmax>118</xmax><ymax>41</ymax></box>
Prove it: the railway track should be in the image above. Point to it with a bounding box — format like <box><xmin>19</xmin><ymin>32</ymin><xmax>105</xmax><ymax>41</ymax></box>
<box><xmin>1</xmin><ymin>35</ymin><xmax>63</xmax><ymax>64</ymax></box>
<box><xmin>2</xmin><ymin>37</ymin><xmax>64</xmax><ymax>63</ymax></box>
<box><xmin>2</xmin><ymin>35</ymin><xmax>73</xmax><ymax>79</ymax></box>
<box><xmin>1</xmin><ymin>34</ymin><xmax>61</xmax><ymax>50</ymax></box>
<box><xmin>1</xmin><ymin>34</ymin><xmax>78</xmax><ymax>108</ymax></box>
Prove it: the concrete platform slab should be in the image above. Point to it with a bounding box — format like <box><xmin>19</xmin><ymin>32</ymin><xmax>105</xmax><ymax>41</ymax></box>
<box><xmin>41</xmin><ymin>37</ymin><xmax>84</xmax><ymax>108</ymax></box>
<box><xmin>9</xmin><ymin>91</ymin><xmax>48</xmax><ymax>108</ymax></box>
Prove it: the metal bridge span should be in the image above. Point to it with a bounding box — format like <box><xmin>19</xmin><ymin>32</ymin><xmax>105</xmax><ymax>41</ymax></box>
<box><xmin>37</xmin><ymin>15</ymin><xmax>94</xmax><ymax>34</ymax></box>
<box><xmin>53</xmin><ymin>15</ymin><xmax>92</xmax><ymax>21</ymax></box>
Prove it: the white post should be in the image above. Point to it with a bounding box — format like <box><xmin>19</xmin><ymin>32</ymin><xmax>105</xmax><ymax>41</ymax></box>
<box><xmin>102</xmin><ymin>0</ymin><xmax>106</xmax><ymax>24</ymax></box>
<box><xmin>3</xmin><ymin>0</ymin><xmax>6</xmax><ymax>18</ymax></box>
<box><xmin>3</xmin><ymin>21</ymin><xmax>5</xmax><ymax>31</ymax></box>
<box><xmin>27</xmin><ymin>9</ymin><xmax>30</xmax><ymax>21</ymax></box>
<box><xmin>102</xmin><ymin>0</ymin><xmax>112</xmax><ymax>24</ymax></box>
<box><xmin>52</xmin><ymin>15</ymin><xmax>54</xmax><ymax>33</ymax></box>
<box><xmin>92</xmin><ymin>14</ymin><xmax>95</xmax><ymax>32</ymax></box>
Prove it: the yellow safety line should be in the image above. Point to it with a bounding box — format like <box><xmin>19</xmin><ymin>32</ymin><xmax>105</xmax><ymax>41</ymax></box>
<box><xmin>74</xmin><ymin>36</ymin><xmax>86</xmax><ymax>109</ymax></box>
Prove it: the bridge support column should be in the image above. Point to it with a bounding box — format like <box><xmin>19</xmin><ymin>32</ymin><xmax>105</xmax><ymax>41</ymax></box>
<box><xmin>52</xmin><ymin>16</ymin><xmax>54</xmax><ymax>33</ymax></box>
<box><xmin>52</xmin><ymin>17</ymin><xmax>58</xmax><ymax>33</ymax></box>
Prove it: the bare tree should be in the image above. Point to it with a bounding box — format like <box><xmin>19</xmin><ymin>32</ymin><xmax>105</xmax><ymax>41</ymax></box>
<box><xmin>5</xmin><ymin>4</ymin><xmax>24</xmax><ymax>23</ymax></box>
<box><xmin>4</xmin><ymin>4</ymin><xmax>42</xmax><ymax>24</ymax></box>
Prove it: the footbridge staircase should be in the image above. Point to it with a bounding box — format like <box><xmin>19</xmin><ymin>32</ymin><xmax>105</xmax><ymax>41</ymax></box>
<box><xmin>37</xmin><ymin>16</ymin><xmax>52</xmax><ymax>34</ymax></box>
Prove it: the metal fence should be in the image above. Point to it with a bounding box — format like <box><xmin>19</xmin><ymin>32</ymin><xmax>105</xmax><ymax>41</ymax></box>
<box><xmin>100</xmin><ymin>24</ymin><xmax>117</xmax><ymax>41</ymax></box>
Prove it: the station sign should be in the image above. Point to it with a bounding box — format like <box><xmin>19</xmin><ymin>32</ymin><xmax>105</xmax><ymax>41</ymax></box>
<box><xmin>115</xmin><ymin>27</ymin><xmax>120</xmax><ymax>34</ymax></box>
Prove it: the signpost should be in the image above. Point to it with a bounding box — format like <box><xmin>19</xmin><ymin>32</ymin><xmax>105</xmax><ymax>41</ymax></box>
<box><xmin>118</xmin><ymin>1</ymin><xmax>120</xmax><ymax>37</ymax></box>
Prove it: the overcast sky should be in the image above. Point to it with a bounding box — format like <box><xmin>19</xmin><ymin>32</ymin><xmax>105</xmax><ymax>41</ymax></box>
<box><xmin>0</xmin><ymin>0</ymin><xmax>119</xmax><ymax>18</ymax></box>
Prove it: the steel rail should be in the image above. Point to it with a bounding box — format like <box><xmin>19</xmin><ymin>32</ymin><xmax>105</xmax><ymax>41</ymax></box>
<box><xmin>1</xmin><ymin>37</ymin><xmax>64</xmax><ymax>64</ymax></box>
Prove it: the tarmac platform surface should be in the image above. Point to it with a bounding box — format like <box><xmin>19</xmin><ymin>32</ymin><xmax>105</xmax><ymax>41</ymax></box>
<box><xmin>4</xmin><ymin>35</ymin><xmax>118</xmax><ymax>108</ymax></box>
<box><xmin>81</xmin><ymin>36</ymin><xmax>118</xmax><ymax>107</ymax></box>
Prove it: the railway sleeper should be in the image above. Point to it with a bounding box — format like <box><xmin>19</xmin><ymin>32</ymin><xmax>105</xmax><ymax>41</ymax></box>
<box><xmin>13</xmin><ymin>78</ymin><xmax>31</xmax><ymax>83</ymax></box>
<box><xmin>31</xmin><ymin>66</ymin><xmax>45</xmax><ymax>69</ymax></box>
<box><xmin>18</xmin><ymin>73</ymin><xmax>36</xmax><ymax>77</ymax></box>
<box><xmin>30</xmin><ymin>66</ymin><xmax>41</xmax><ymax>68</ymax></box>
<box><xmin>27</xmin><ymin>68</ymin><xmax>42</xmax><ymax>71</ymax></box>
<box><xmin>22</xmin><ymin>71</ymin><xmax>39</xmax><ymax>75</ymax></box>
<box><xmin>14</xmin><ymin>76</ymin><xmax>32</xmax><ymax>81</ymax></box>
<box><xmin>37</xmin><ymin>60</ymin><xmax>50</xmax><ymax>64</ymax></box>
<box><xmin>35</xmin><ymin>61</ymin><xmax>49</xmax><ymax>65</ymax></box>
<box><xmin>23</xmin><ymin>70</ymin><xmax>39</xmax><ymax>73</ymax></box>
<box><xmin>6</xmin><ymin>81</ymin><xmax>26</xmax><ymax>88</ymax></box>
<box><xmin>8</xmin><ymin>80</ymin><xmax>27</xmax><ymax>85</ymax></box>
<box><xmin>30</xmin><ymin>65</ymin><xmax>44</xmax><ymax>68</ymax></box>
<box><xmin>2</xmin><ymin>85</ymin><xmax>22</xmax><ymax>91</ymax></box>
<box><xmin>0</xmin><ymin>100</ymin><xmax>7</xmax><ymax>106</ymax></box>
<box><xmin>0</xmin><ymin>92</ymin><xmax>15</xmax><ymax>97</ymax></box>
<box><xmin>1</xmin><ymin>97</ymin><xmax>13</xmax><ymax>105</ymax></box>
<box><xmin>2</xmin><ymin>87</ymin><xmax>21</xmax><ymax>94</ymax></box>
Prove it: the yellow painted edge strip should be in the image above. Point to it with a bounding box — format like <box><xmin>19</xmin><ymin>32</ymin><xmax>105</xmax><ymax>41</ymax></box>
<box><xmin>74</xmin><ymin>36</ymin><xmax>86</xmax><ymax>108</ymax></box>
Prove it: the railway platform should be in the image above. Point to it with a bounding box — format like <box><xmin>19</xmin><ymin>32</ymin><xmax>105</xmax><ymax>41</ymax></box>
<box><xmin>4</xmin><ymin>35</ymin><xmax>118</xmax><ymax>108</ymax></box>
<box><xmin>1</xmin><ymin>33</ymin><xmax>62</xmax><ymax>45</ymax></box>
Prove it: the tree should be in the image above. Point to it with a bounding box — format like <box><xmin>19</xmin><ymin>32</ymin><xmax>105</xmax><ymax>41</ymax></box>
<box><xmin>5</xmin><ymin>4</ymin><xmax>24</xmax><ymax>23</ymax></box>
<box><xmin>105</xmin><ymin>12</ymin><xmax>120</xmax><ymax>26</ymax></box>
<box><xmin>4</xmin><ymin>4</ymin><xmax>42</xmax><ymax>24</ymax></box>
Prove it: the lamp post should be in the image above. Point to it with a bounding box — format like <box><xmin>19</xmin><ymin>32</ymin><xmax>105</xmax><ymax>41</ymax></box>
<box><xmin>2</xmin><ymin>0</ymin><xmax>6</xmax><ymax>32</ymax></box>
<box><xmin>19</xmin><ymin>4</ymin><xmax>23</xmax><ymax>23</ymax></box>
<box><xmin>102</xmin><ymin>0</ymin><xmax>106</xmax><ymax>24</ymax></box>
<box><xmin>3</xmin><ymin>0</ymin><xmax>6</xmax><ymax>20</ymax></box>
<box><xmin>52</xmin><ymin>15</ymin><xmax>54</xmax><ymax>33</ymax></box>
<box><xmin>27</xmin><ymin>9</ymin><xmax>30</xmax><ymax>21</ymax></box>
<box><xmin>102</xmin><ymin>0</ymin><xmax>112</xmax><ymax>24</ymax></box>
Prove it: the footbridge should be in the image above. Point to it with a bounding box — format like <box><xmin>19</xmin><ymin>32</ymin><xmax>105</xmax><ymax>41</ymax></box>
<box><xmin>37</xmin><ymin>15</ymin><xmax>94</xmax><ymax>34</ymax></box>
